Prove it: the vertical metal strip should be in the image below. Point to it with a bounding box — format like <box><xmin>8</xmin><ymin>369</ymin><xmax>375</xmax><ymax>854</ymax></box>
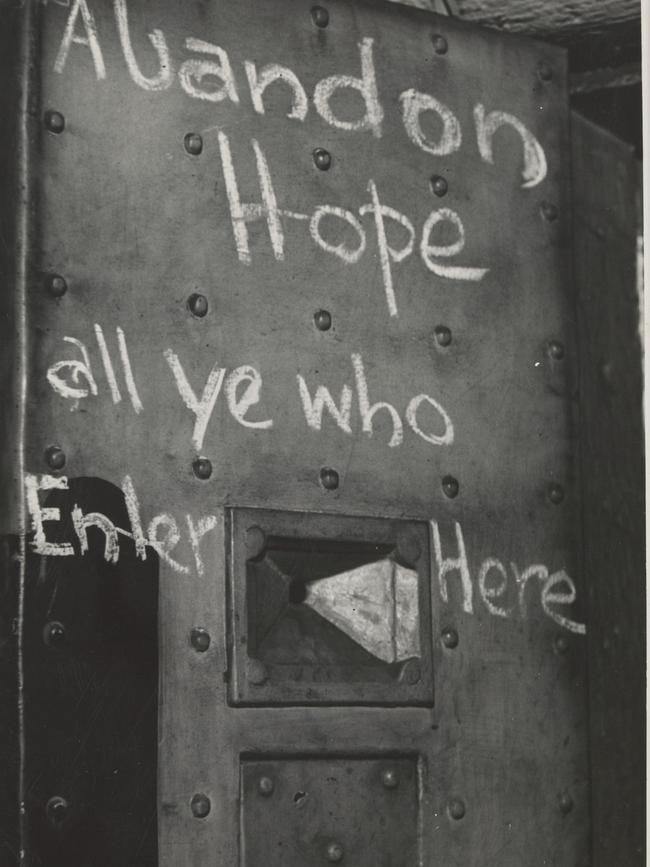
<box><xmin>16</xmin><ymin>0</ymin><xmax>38</xmax><ymax>862</ymax></box>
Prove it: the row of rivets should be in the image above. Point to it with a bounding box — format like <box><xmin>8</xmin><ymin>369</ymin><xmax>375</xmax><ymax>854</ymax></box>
<box><xmin>440</xmin><ymin>625</ymin><xmax>569</xmax><ymax>655</ymax></box>
<box><xmin>41</xmin><ymin>441</ymin><xmax>565</xmax><ymax>505</ymax></box>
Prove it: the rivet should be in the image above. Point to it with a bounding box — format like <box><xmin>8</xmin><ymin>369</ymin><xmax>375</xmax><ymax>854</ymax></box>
<box><xmin>313</xmin><ymin>148</ymin><xmax>332</xmax><ymax>171</ymax></box>
<box><xmin>184</xmin><ymin>132</ymin><xmax>203</xmax><ymax>155</ymax></box>
<box><xmin>441</xmin><ymin>627</ymin><xmax>459</xmax><ymax>649</ymax></box>
<box><xmin>434</xmin><ymin>325</ymin><xmax>452</xmax><ymax>347</ymax></box>
<box><xmin>395</xmin><ymin>531</ymin><xmax>421</xmax><ymax>568</ymax></box>
<box><xmin>190</xmin><ymin>627</ymin><xmax>210</xmax><ymax>653</ymax></box>
<box><xmin>320</xmin><ymin>467</ymin><xmax>339</xmax><ymax>491</ymax></box>
<box><xmin>311</xmin><ymin>5</ymin><xmax>329</xmax><ymax>27</ymax></box>
<box><xmin>400</xmin><ymin>659</ymin><xmax>421</xmax><ymax>685</ymax></box>
<box><xmin>45</xmin><ymin>445</ymin><xmax>66</xmax><ymax>471</ymax></box>
<box><xmin>326</xmin><ymin>841</ymin><xmax>344</xmax><ymax>862</ymax></box>
<box><xmin>548</xmin><ymin>340</ymin><xmax>565</xmax><ymax>360</ymax></box>
<box><xmin>190</xmin><ymin>793</ymin><xmax>211</xmax><ymax>819</ymax></box>
<box><xmin>558</xmin><ymin>791</ymin><xmax>573</xmax><ymax>815</ymax></box>
<box><xmin>188</xmin><ymin>293</ymin><xmax>208</xmax><ymax>317</ymax></box>
<box><xmin>43</xmin><ymin>621</ymin><xmax>66</xmax><ymax>649</ymax></box>
<box><xmin>46</xmin><ymin>274</ymin><xmax>67</xmax><ymax>298</ymax></box>
<box><xmin>45</xmin><ymin>110</ymin><xmax>65</xmax><ymax>134</ymax></box>
<box><xmin>548</xmin><ymin>483</ymin><xmax>564</xmax><ymax>504</ymax></box>
<box><xmin>245</xmin><ymin>525</ymin><xmax>267</xmax><ymax>560</ymax></box>
<box><xmin>442</xmin><ymin>475</ymin><xmax>459</xmax><ymax>499</ymax></box>
<box><xmin>193</xmin><ymin>457</ymin><xmax>212</xmax><ymax>480</ymax></box>
<box><xmin>381</xmin><ymin>769</ymin><xmax>399</xmax><ymax>789</ymax></box>
<box><xmin>537</xmin><ymin>62</ymin><xmax>553</xmax><ymax>82</ymax></box>
<box><xmin>248</xmin><ymin>658</ymin><xmax>268</xmax><ymax>685</ymax></box>
<box><xmin>257</xmin><ymin>776</ymin><xmax>275</xmax><ymax>796</ymax></box>
<box><xmin>46</xmin><ymin>796</ymin><xmax>69</xmax><ymax>825</ymax></box>
<box><xmin>430</xmin><ymin>175</ymin><xmax>448</xmax><ymax>197</ymax></box>
<box><xmin>554</xmin><ymin>634</ymin><xmax>569</xmax><ymax>655</ymax></box>
<box><xmin>432</xmin><ymin>34</ymin><xmax>448</xmax><ymax>55</ymax></box>
<box><xmin>448</xmin><ymin>798</ymin><xmax>466</xmax><ymax>820</ymax></box>
<box><xmin>541</xmin><ymin>201</ymin><xmax>559</xmax><ymax>222</ymax></box>
<box><xmin>314</xmin><ymin>309</ymin><xmax>332</xmax><ymax>331</ymax></box>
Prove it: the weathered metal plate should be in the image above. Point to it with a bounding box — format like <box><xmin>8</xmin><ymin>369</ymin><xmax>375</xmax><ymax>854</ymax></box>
<box><xmin>240</xmin><ymin>756</ymin><xmax>419</xmax><ymax>866</ymax></box>
<box><xmin>228</xmin><ymin>508</ymin><xmax>433</xmax><ymax>705</ymax></box>
<box><xmin>16</xmin><ymin>0</ymin><xmax>590</xmax><ymax>865</ymax></box>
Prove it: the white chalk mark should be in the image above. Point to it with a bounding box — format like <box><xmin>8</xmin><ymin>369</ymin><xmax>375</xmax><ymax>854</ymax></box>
<box><xmin>313</xmin><ymin>37</ymin><xmax>383</xmax><ymax>138</ymax></box>
<box><xmin>24</xmin><ymin>474</ymin><xmax>74</xmax><ymax>557</ymax></box>
<box><xmin>399</xmin><ymin>89</ymin><xmax>461</xmax><ymax>156</ymax></box>
<box><xmin>113</xmin><ymin>0</ymin><xmax>172</xmax><ymax>91</ymax></box>
<box><xmin>430</xmin><ymin>520</ymin><xmax>473</xmax><ymax>614</ymax></box>
<box><xmin>541</xmin><ymin>570</ymin><xmax>586</xmax><ymax>634</ymax></box>
<box><xmin>185</xmin><ymin>514</ymin><xmax>217</xmax><ymax>578</ymax></box>
<box><xmin>217</xmin><ymin>130</ymin><xmax>251</xmax><ymax>264</ymax></box>
<box><xmin>244</xmin><ymin>61</ymin><xmax>308</xmax><ymax>120</ymax></box>
<box><xmin>122</xmin><ymin>474</ymin><xmax>147</xmax><ymax>559</ymax></box>
<box><xmin>297</xmin><ymin>376</ymin><xmax>353</xmax><ymax>434</ymax></box>
<box><xmin>179</xmin><ymin>37</ymin><xmax>239</xmax><ymax>103</ymax></box>
<box><xmin>309</xmin><ymin>206</ymin><xmax>366</xmax><ymax>264</ymax></box>
<box><xmin>405</xmin><ymin>393</ymin><xmax>454</xmax><ymax>446</ymax></box>
<box><xmin>72</xmin><ymin>506</ymin><xmax>120</xmax><ymax>563</ymax></box>
<box><xmin>54</xmin><ymin>0</ymin><xmax>106</xmax><ymax>79</ymax></box>
<box><xmin>225</xmin><ymin>366</ymin><xmax>273</xmax><ymax>429</ymax></box>
<box><xmin>359</xmin><ymin>180</ymin><xmax>415</xmax><ymax>317</ymax></box>
<box><xmin>147</xmin><ymin>514</ymin><xmax>190</xmax><ymax>574</ymax></box>
<box><xmin>511</xmin><ymin>562</ymin><xmax>548</xmax><ymax>616</ymax></box>
<box><xmin>217</xmin><ymin>132</ymin><xmax>286</xmax><ymax>264</ymax></box>
<box><xmin>420</xmin><ymin>208</ymin><xmax>488</xmax><ymax>281</ymax></box>
<box><xmin>94</xmin><ymin>324</ymin><xmax>121</xmax><ymax>404</ymax></box>
<box><xmin>46</xmin><ymin>336</ymin><xmax>98</xmax><ymax>400</ymax></box>
<box><xmin>474</xmin><ymin>104</ymin><xmax>547</xmax><ymax>189</ymax></box>
<box><xmin>478</xmin><ymin>557</ymin><xmax>510</xmax><ymax>617</ymax></box>
<box><xmin>116</xmin><ymin>326</ymin><xmax>143</xmax><ymax>413</ymax></box>
<box><xmin>351</xmin><ymin>353</ymin><xmax>403</xmax><ymax>447</ymax></box>
<box><xmin>163</xmin><ymin>349</ymin><xmax>226</xmax><ymax>452</ymax></box>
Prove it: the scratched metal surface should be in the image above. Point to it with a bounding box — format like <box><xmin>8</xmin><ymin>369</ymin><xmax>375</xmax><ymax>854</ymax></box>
<box><xmin>20</xmin><ymin>0</ymin><xmax>589</xmax><ymax>865</ymax></box>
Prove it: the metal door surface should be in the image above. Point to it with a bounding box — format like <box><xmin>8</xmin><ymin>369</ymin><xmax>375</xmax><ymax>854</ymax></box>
<box><xmin>0</xmin><ymin>0</ymin><xmax>589</xmax><ymax>864</ymax></box>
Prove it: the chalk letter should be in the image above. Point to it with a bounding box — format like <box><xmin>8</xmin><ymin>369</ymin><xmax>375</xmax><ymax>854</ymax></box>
<box><xmin>313</xmin><ymin>37</ymin><xmax>383</xmax><ymax>138</ymax></box>
<box><xmin>122</xmin><ymin>474</ymin><xmax>147</xmax><ymax>560</ymax></box>
<box><xmin>399</xmin><ymin>89</ymin><xmax>461</xmax><ymax>156</ymax></box>
<box><xmin>179</xmin><ymin>38</ymin><xmax>239</xmax><ymax>103</ymax></box>
<box><xmin>218</xmin><ymin>132</ymin><xmax>299</xmax><ymax>264</ymax></box>
<box><xmin>72</xmin><ymin>506</ymin><xmax>120</xmax><ymax>563</ymax></box>
<box><xmin>541</xmin><ymin>569</ymin><xmax>586</xmax><ymax>634</ymax></box>
<box><xmin>474</xmin><ymin>104</ymin><xmax>547</xmax><ymax>189</ymax></box>
<box><xmin>420</xmin><ymin>208</ymin><xmax>488</xmax><ymax>281</ymax></box>
<box><xmin>54</xmin><ymin>0</ymin><xmax>106</xmax><ymax>80</ymax></box>
<box><xmin>164</xmin><ymin>350</ymin><xmax>226</xmax><ymax>451</ymax></box>
<box><xmin>351</xmin><ymin>353</ymin><xmax>403</xmax><ymax>447</ymax></box>
<box><xmin>25</xmin><ymin>474</ymin><xmax>74</xmax><ymax>557</ymax></box>
<box><xmin>478</xmin><ymin>557</ymin><xmax>510</xmax><ymax>618</ymax></box>
<box><xmin>114</xmin><ymin>0</ymin><xmax>172</xmax><ymax>91</ymax></box>
<box><xmin>244</xmin><ymin>61</ymin><xmax>307</xmax><ymax>120</ymax></box>
<box><xmin>511</xmin><ymin>562</ymin><xmax>548</xmax><ymax>616</ymax></box>
<box><xmin>225</xmin><ymin>365</ymin><xmax>274</xmax><ymax>429</ymax></box>
<box><xmin>148</xmin><ymin>514</ymin><xmax>190</xmax><ymax>574</ymax></box>
<box><xmin>310</xmin><ymin>206</ymin><xmax>366</xmax><ymax>264</ymax></box>
<box><xmin>185</xmin><ymin>514</ymin><xmax>218</xmax><ymax>578</ymax></box>
<box><xmin>47</xmin><ymin>337</ymin><xmax>98</xmax><ymax>401</ymax></box>
<box><xmin>359</xmin><ymin>180</ymin><xmax>415</xmax><ymax>317</ymax></box>
<box><xmin>406</xmin><ymin>393</ymin><xmax>454</xmax><ymax>445</ymax></box>
<box><xmin>297</xmin><ymin>376</ymin><xmax>353</xmax><ymax>434</ymax></box>
<box><xmin>430</xmin><ymin>520</ymin><xmax>473</xmax><ymax>614</ymax></box>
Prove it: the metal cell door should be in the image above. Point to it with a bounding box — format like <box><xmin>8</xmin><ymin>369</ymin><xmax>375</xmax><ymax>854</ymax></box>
<box><xmin>0</xmin><ymin>0</ymin><xmax>595</xmax><ymax>864</ymax></box>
